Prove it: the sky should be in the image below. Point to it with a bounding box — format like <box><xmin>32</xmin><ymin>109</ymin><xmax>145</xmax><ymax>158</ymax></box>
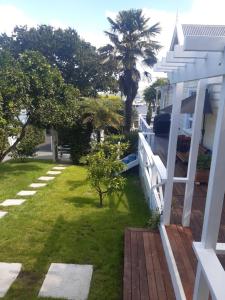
<box><xmin>1</xmin><ymin>0</ymin><xmax>225</xmax><ymax>90</ymax></box>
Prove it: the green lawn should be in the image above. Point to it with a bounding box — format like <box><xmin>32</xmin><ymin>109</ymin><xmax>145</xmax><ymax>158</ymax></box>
<box><xmin>0</xmin><ymin>160</ymin><xmax>149</xmax><ymax>300</ymax></box>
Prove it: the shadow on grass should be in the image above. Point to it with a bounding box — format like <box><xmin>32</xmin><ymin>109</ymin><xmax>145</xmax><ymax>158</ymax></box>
<box><xmin>0</xmin><ymin>159</ymin><xmax>53</xmax><ymax>180</ymax></box>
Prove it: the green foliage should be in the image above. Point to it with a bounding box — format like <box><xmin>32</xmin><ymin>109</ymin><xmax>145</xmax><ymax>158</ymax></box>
<box><xmin>143</xmin><ymin>78</ymin><xmax>168</xmax><ymax>105</ymax></box>
<box><xmin>146</xmin><ymin>104</ymin><xmax>152</xmax><ymax>125</ymax></box>
<box><xmin>147</xmin><ymin>210</ymin><xmax>161</xmax><ymax>229</ymax></box>
<box><xmin>0</xmin><ymin>50</ymin><xmax>79</xmax><ymax>162</ymax></box>
<box><xmin>11</xmin><ymin>126</ymin><xmax>44</xmax><ymax>160</ymax></box>
<box><xmin>86</xmin><ymin>142</ymin><xmax>127</xmax><ymax>207</ymax></box>
<box><xmin>58</xmin><ymin>121</ymin><xmax>93</xmax><ymax>164</ymax></box>
<box><xmin>105</xmin><ymin>131</ymin><xmax>139</xmax><ymax>155</ymax></box>
<box><xmin>101</xmin><ymin>9</ymin><xmax>161</xmax><ymax>132</ymax></box>
<box><xmin>82</xmin><ymin>98</ymin><xmax>123</xmax><ymax>137</ymax></box>
<box><xmin>0</xmin><ymin>25</ymin><xmax>118</xmax><ymax>96</ymax></box>
<box><xmin>197</xmin><ymin>154</ymin><xmax>211</xmax><ymax>170</ymax></box>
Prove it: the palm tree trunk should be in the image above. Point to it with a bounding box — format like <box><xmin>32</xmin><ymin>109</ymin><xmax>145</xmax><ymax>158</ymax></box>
<box><xmin>124</xmin><ymin>97</ymin><xmax>133</xmax><ymax>133</ymax></box>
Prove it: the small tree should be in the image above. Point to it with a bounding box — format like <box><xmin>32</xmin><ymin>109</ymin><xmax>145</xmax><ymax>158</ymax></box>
<box><xmin>86</xmin><ymin>142</ymin><xmax>127</xmax><ymax>207</ymax></box>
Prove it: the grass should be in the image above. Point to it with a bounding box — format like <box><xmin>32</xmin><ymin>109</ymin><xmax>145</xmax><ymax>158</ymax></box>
<box><xmin>0</xmin><ymin>160</ymin><xmax>149</xmax><ymax>300</ymax></box>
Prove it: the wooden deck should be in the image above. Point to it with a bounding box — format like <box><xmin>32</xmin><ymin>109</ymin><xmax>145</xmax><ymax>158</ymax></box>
<box><xmin>123</xmin><ymin>137</ymin><xmax>225</xmax><ymax>299</ymax></box>
<box><xmin>166</xmin><ymin>225</ymin><xmax>197</xmax><ymax>300</ymax></box>
<box><xmin>123</xmin><ymin>228</ymin><xmax>175</xmax><ymax>300</ymax></box>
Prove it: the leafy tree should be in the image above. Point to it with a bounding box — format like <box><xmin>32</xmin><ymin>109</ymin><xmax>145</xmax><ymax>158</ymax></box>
<box><xmin>100</xmin><ymin>9</ymin><xmax>161</xmax><ymax>132</ymax></box>
<box><xmin>86</xmin><ymin>142</ymin><xmax>126</xmax><ymax>207</ymax></box>
<box><xmin>11</xmin><ymin>126</ymin><xmax>44</xmax><ymax>160</ymax></box>
<box><xmin>0</xmin><ymin>50</ymin><xmax>79</xmax><ymax>162</ymax></box>
<box><xmin>144</xmin><ymin>78</ymin><xmax>167</xmax><ymax>124</ymax></box>
<box><xmin>0</xmin><ymin>25</ymin><xmax>118</xmax><ymax>96</ymax></box>
<box><xmin>143</xmin><ymin>78</ymin><xmax>167</xmax><ymax>107</ymax></box>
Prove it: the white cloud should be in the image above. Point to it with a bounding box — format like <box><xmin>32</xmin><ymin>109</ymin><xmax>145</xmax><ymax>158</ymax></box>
<box><xmin>0</xmin><ymin>4</ymin><xmax>36</xmax><ymax>34</ymax></box>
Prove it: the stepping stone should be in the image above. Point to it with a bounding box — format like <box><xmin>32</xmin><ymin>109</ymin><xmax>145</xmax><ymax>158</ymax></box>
<box><xmin>0</xmin><ymin>211</ymin><xmax>8</xmax><ymax>218</ymax></box>
<box><xmin>38</xmin><ymin>263</ymin><xmax>93</xmax><ymax>300</ymax></box>
<box><xmin>17</xmin><ymin>190</ymin><xmax>36</xmax><ymax>196</ymax></box>
<box><xmin>53</xmin><ymin>167</ymin><xmax>66</xmax><ymax>170</ymax></box>
<box><xmin>38</xmin><ymin>176</ymin><xmax>55</xmax><ymax>181</ymax></box>
<box><xmin>47</xmin><ymin>171</ymin><xmax>61</xmax><ymax>175</ymax></box>
<box><xmin>0</xmin><ymin>262</ymin><xmax>21</xmax><ymax>297</ymax></box>
<box><xmin>29</xmin><ymin>183</ymin><xmax>47</xmax><ymax>188</ymax></box>
<box><xmin>1</xmin><ymin>199</ymin><xmax>26</xmax><ymax>206</ymax></box>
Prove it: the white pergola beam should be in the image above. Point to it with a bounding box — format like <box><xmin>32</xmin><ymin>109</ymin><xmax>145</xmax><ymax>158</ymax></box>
<box><xmin>173</xmin><ymin>45</ymin><xmax>208</xmax><ymax>59</ymax></box>
<box><xmin>166</xmin><ymin>51</ymin><xmax>196</xmax><ymax>63</ymax></box>
<box><xmin>161</xmin><ymin>58</ymin><xmax>186</xmax><ymax>67</ymax></box>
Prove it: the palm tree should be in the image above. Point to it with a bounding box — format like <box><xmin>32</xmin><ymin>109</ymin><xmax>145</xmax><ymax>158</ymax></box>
<box><xmin>83</xmin><ymin>98</ymin><xmax>123</xmax><ymax>141</ymax></box>
<box><xmin>100</xmin><ymin>9</ymin><xmax>161</xmax><ymax>132</ymax></box>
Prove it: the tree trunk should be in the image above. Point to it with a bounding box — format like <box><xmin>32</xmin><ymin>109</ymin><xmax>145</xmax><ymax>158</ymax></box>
<box><xmin>124</xmin><ymin>96</ymin><xmax>133</xmax><ymax>133</ymax></box>
<box><xmin>0</xmin><ymin>122</ymin><xmax>28</xmax><ymax>162</ymax></box>
<box><xmin>51</xmin><ymin>128</ymin><xmax>58</xmax><ymax>163</ymax></box>
<box><xmin>99</xmin><ymin>192</ymin><xmax>103</xmax><ymax>207</ymax></box>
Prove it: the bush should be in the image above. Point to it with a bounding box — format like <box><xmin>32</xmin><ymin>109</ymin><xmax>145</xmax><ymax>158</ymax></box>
<box><xmin>58</xmin><ymin>122</ymin><xmax>93</xmax><ymax>164</ymax></box>
<box><xmin>11</xmin><ymin>126</ymin><xmax>45</xmax><ymax>160</ymax></box>
<box><xmin>197</xmin><ymin>154</ymin><xmax>211</xmax><ymax>170</ymax></box>
<box><xmin>105</xmin><ymin>131</ymin><xmax>139</xmax><ymax>156</ymax></box>
<box><xmin>147</xmin><ymin>210</ymin><xmax>161</xmax><ymax>229</ymax></box>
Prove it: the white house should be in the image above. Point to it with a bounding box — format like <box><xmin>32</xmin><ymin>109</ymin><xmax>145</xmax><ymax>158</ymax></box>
<box><xmin>157</xmin><ymin>24</ymin><xmax>225</xmax><ymax>151</ymax></box>
<box><xmin>137</xmin><ymin>22</ymin><xmax>225</xmax><ymax>300</ymax></box>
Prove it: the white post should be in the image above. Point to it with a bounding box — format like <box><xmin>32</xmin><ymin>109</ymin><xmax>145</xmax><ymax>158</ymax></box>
<box><xmin>193</xmin><ymin>263</ymin><xmax>209</xmax><ymax>300</ymax></box>
<box><xmin>163</xmin><ymin>82</ymin><xmax>184</xmax><ymax>225</ymax></box>
<box><xmin>200</xmin><ymin>75</ymin><xmax>225</xmax><ymax>248</ymax></box>
<box><xmin>193</xmin><ymin>75</ymin><xmax>225</xmax><ymax>300</ymax></box>
<box><xmin>182</xmin><ymin>79</ymin><xmax>207</xmax><ymax>226</ymax></box>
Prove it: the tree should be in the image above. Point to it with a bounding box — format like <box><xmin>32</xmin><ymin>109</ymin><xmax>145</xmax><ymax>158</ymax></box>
<box><xmin>86</xmin><ymin>142</ymin><xmax>126</xmax><ymax>207</ymax></box>
<box><xmin>82</xmin><ymin>98</ymin><xmax>123</xmax><ymax>141</ymax></box>
<box><xmin>0</xmin><ymin>50</ymin><xmax>79</xmax><ymax>162</ymax></box>
<box><xmin>0</xmin><ymin>25</ymin><xmax>118</xmax><ymax>96</ymax></box>
<box><xmin>100</xmin><ymin>9</ymin><xmax>161</xmax><ymax>132</ymax></box>
<box><xmin>143</xmin><ymin>78</ymin><xmax>167</xmax><ymax>107</ymax></box>
<box><xmin>143</xmin><ymin>78</ymin><xmax>167</xmax><ymax>124</ymax></box>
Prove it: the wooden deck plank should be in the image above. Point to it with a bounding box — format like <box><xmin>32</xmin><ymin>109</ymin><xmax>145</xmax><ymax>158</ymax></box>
<box><xmin>123</xmin><ymin>229</ymin><xmax>132</xmax><ymax>300</ymax></box>
<box><xmin>143</xmin><ymin>232</ymin><xmax>158</xmax><ymax>300</ymax></box>
<box><xmin>166</xmin><ymin>225</ymin><xmax>195</xmax><ymax>300</ymax></box>
<box><xmin>130</xmin><ymin>230</ymin><xmax>141</xmax><ymax>300</ymax></box>
<box><xmin>124</xmin><ymin>229</ymin><xmax>175</xmax><ymax>300</ymax></box>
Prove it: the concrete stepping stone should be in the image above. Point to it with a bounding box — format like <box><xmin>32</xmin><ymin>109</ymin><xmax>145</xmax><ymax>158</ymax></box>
<box><xmin>29</xmin><ymin>183</ymin><xmax>47</xmax><ymax>188</ymax></box>
<box><xmin>0</xmin><ymin>263</ymin><xmax>21</xmax><ymax>297</ymax></box>
<box><xmin>0</xmin><ymin>211</ymin><xmax>8</xmax><ymax>218</ymax></box>
<box><xmin>1</xmin><ymin>199</ymin><xmax>26</xmax><ymax>206</ymax></box>
<box><xmin>38</xmin><ymin>263</ymin><xmax>93</xmax><ymax>300</ymax></box>
<box><xmin>47</xmin><ymin>171</ymin><xmax>61</xmax><ymax>175</ymax></box>
<box><xmin>38</xmin><ymin>176</ymin><xmax>55</xmax><ymax>181</ymax></box>
<box><xmin>53</xmin><ymin>167</ymin><xmax>66</xmax><ymax>170</ymax></box>
<box><xmin>17</xmin><ymin>190</ymin><xmax>36</xmax><ymax>196</ymax></box>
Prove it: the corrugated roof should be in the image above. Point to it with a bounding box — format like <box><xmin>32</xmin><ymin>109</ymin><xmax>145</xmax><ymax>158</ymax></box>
<box><xmin>182</xmin><ymin>24</ymin><xmax>225</xmax><ymax>37</ymax></box>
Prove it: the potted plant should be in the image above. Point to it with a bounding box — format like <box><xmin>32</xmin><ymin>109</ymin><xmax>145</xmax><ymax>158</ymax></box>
<box><xmin>195</xmin><ymin>154</ymin><xmax>211</xmax><ymax>184</ymax></box>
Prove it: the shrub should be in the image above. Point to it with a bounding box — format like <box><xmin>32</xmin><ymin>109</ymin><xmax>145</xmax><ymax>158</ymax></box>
<box><xmin>197</xmin><ymin>154</ymin><xmax>211</xmax><ymax>170</ymax></box>
<box><xmin>147</xmin><ymin>210</ymin><xmax>161</xmax><ymax>229</ymax></box>
<box><xmin>105</xmin><ymin>132</ymin><xmax>139</xmax><ymax>156</ymax></box>
<box><xmin>86</xmin><ymin>141</ymin><xmax>127</xmax><ymax>207</ymax></box>
<box><xmin>11</xmin><ymin>126</ymin><xmax>45</xmax><ymax>160</ymax></box>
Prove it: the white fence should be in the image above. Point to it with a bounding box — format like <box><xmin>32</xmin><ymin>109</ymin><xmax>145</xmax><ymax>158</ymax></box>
<box><xmin>138</xmin><ymin>132</ymin><xmax>167</xmax><ymax>213</ymax></box>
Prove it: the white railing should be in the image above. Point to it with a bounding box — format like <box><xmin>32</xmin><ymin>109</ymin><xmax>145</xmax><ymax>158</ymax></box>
<box><xmin>139</xmin><ymin>114</ymin><xmax>155</xmax><ymax>148</ymax></box>
<box><xmin>138</xmin><ymin>132</ymin><xmax>167</xmax><ymax>213</ymax></box>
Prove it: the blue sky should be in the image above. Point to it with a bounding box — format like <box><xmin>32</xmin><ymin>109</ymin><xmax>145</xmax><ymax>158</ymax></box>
<box><xmin>0</xmin><ymin>0</ymin><xmax>192</xmax><ymax>47</ymax></box>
